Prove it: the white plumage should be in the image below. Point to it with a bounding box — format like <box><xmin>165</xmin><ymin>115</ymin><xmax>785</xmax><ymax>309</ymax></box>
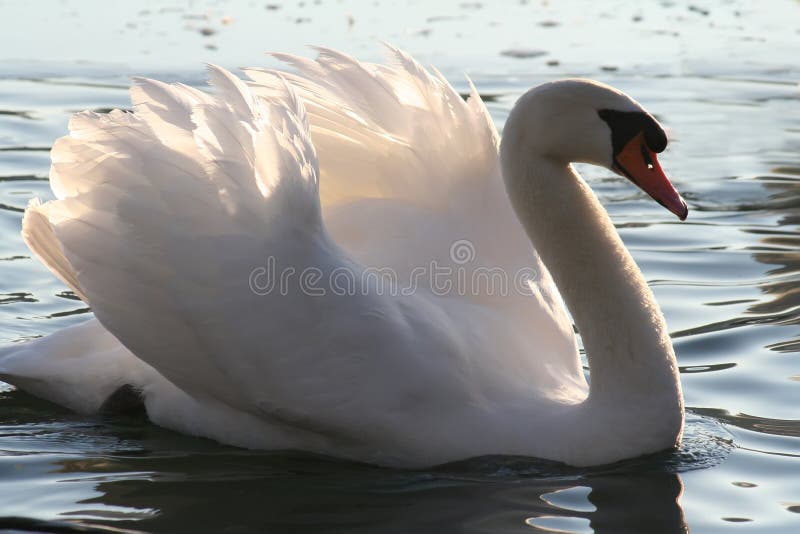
<box><xmin>0</xmin><ymin>46</ymin><xmax>683</xmax><ymax>467</ymax></box>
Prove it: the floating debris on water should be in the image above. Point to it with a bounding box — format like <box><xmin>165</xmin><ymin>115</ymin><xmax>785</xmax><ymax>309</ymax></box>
<box><xmin>500</xmin><ymin>48</ymin><xmax>548</xmax><ymax>59</ymax></box>
<box><xmin>688</xmin><ymin>4</ymin><xmax>710</xmax><ymax>16</ymax></box>
<box><xmin>427</xmin><ymin>15</ymin><xmax>461</xmax><ymax>23</ymax></box>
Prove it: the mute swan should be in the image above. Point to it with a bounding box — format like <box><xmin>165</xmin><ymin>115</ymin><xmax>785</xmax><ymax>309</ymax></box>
<box><xmin>0</xmin><ymin>47</ymin><xmax>686</xmax><ymax>468</ymax></box>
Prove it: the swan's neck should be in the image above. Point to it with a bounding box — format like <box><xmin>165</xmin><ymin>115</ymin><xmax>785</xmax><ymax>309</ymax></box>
<box><xmin>501</xmin><ymin>149</ymin><xmax>683</xmax><ymax>438</ymax></box>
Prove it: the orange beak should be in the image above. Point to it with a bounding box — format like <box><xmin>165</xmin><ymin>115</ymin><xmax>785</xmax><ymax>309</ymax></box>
<box><xmin>613</xmin><ymin>132</ymin><xmax>688</xmax><ymax>220</ymax></box>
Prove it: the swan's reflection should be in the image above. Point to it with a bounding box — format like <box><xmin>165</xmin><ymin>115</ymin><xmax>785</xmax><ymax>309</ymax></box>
<box><xmin>2</xmin><ymin>368</ymin><xmax>698</xmax><ymax>534</ymax></box>
<box><xmin>49</xmin><ymin>450</ymin><xmax>687</xmax><ymax>534</ymax></box>
<box><xmin>582</xmin><ymin>472</ymin><xmax>686</xmax><ymax>533</ymax></box>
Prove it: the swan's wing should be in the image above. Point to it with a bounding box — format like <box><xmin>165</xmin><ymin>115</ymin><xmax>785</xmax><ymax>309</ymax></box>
<box><xmin>244</xmin><ymin>45</ymin><xmax>499</xmax><ymax>207</ymax></box>
<box><xmin>21</xmin><ymin>66</ymin><xmax>324</xmax><ymax>411</ymax></box>
<box><xmin>247</xmin><ymin>47</ymin><xmax>583</xmax><ymax>383</ymax></box>
<box><xmin>245</xmin><ymin>46</ymin><xmax>524</xmax><ymax>292</ymax></box>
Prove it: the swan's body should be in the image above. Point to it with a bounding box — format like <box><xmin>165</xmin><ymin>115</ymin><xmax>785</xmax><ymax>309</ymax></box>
<box><xmin>0</xmin><ymin>47</ymin><xmax>685</xmax><ymax>467</ymax></box>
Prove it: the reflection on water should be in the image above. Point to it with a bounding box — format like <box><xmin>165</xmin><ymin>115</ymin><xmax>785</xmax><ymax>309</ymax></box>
<box><xmin>1</xmin><ymin>0</ymin><xmax>800</xmax><ymax>532</ymax></box>
<box><xmin>0</xmin><ymin>422</ymin><xmax>695</xmax><ymax>534</ymax></box>
<box><xmin>84</xmin><ymin>466</ymin><xmax>687</xmax><ymax>534</ymax></box>
<box><xmin>2</xmin><ymin>387</ymin><xmax>729</xmax><ymax>533</ymax></box>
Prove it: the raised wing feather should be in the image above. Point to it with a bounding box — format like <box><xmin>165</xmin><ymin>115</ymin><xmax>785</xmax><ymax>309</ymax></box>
<box><xmin>21</xmin><ymin>198</ymin><xmax>86</xmax><ymax>301</ymax></box>
<box><xmin>245</xmin><ymin>44</ymin><xmax>499</xmax><ymax>207</ymax></box>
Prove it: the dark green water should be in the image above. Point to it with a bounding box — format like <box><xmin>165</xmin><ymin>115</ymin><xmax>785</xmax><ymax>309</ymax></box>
<box><xmin>0</xmin><ymin>1</ymin><xmax>799</xmax><ymax>532</ymax></box>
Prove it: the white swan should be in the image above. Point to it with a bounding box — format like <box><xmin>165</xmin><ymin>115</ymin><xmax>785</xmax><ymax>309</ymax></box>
<box><xmin>0</xmin><ymin>47</ymin><xmax>686</xmax><ymax>468</ymax></box>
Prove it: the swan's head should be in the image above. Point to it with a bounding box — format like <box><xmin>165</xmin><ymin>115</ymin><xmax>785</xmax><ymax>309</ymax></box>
<box><xmin>501</xmin><ymin>79</ymin><xmax>688</xmax><ymax>220</ymax></box>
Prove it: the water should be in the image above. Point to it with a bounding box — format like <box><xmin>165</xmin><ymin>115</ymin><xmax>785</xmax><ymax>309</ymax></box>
<box><xmin>0</xmin><ymin>0</ymin><xmax>799</xmax><ymax>532</ymax></box>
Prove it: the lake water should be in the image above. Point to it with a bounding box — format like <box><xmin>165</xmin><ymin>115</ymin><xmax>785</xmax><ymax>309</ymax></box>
<box><xmin>0</xmin><ymin>1</ymin><xmax>799</xmax><ymax>532</ymax></box>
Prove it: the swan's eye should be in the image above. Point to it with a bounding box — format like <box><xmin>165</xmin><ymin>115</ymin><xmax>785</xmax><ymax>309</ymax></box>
<box><xmin>597</xmin><ymin>109</ymin><xmax>668</xmax><ymax>158</ymax></box>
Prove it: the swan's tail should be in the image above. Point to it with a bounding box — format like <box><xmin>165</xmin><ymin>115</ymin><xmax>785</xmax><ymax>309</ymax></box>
<box><xmin>0</xmin><ymin>319</ymin><xmax>161</xmax><ymax>414</ymax></box>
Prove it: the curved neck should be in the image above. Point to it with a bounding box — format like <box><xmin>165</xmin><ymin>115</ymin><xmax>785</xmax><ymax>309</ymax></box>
<box><xmin>500</xmin><ymin>147</ymin><xmax>682</xmax><ymax>421</ymax></box>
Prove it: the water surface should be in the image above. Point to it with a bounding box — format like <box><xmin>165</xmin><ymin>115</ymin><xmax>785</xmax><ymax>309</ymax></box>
<box><xmin>0</xmin><ymin>1</ymin><xmax>799</xmax><ymax>532</ymax></box>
